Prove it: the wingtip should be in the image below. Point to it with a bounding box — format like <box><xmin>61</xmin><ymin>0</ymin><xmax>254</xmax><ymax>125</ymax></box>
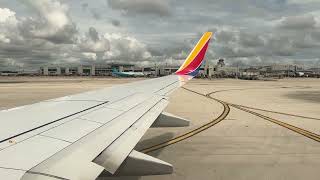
<box><xmin>175</xmin><ymin>32</ymin><xmax>212</xmax><ymax>76</ymax></box>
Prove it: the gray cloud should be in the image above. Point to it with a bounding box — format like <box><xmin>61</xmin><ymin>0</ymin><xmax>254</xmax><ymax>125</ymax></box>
<box><xmin>0</xmin><ymin>1</ymin><xmax>152</xmax><ymax>69</ymax></box>
<box><xmin>214</xmin><ymin>30</ymin><xmax>236</xmax><ymax>44</ymax></box>
<box><xmin>78</xmin><ymin>27</ymin><xmax>110</xmax><ymax>53</ymax></box>
<box><xmin>310</xmin><ymin>30</ymin><xmax>320</xmax><ymax>41</ymax></box>
<box><xmin>88</xmin><ymin>27</ymin><xmax>99</xmax><ymax>42</ymax></box>
<box><xmin>81</xmin><ymin>3</ymin><xmax>88</xmax><ymax>10</ymax></box>
<box><xmin>292</xmin><ymin>35</ymin><xmax>319</xmax><ymax>49</ymax></box>
<box><xmin>3</xmin><ymin>0</ymin><xmax>320</xmax><ymax>69</ymax></box>
<box><xmin>278</xmin><ymin>15</ymin><xmax>316</xmax><ymax>30</ymax></box>
<box><xmin>111</xmin><ymin>19</ymin><xmax>120</xmax><ymax>26</ymax></box>
<box><xmin>107</xmin><ymin>0</ymin><xmax>171</xmax><ymax>16</ymax></box>
<box><xmin>91</xmin><ymin>9</ymin><xmax>101</xmax><ymax>20</ymax></box>
<box><xmin>239</xmin><ymin>32</ymin><xmax>265</xmax><ymax>47</ymax></box>
<box><xmin>38</xmin><ymin>23</ymin><xmax>78</xmax><ymax>44</ymax></box>
<box><xmin>103</xmin><ymin>33</ymin><xmax>151</xmax><ymax>61</ymax></box>
<box><xmin>267</xmin><ymin>36</ymin><xmax>295</xmax><ymax>56</ymax></box>
<box><xmin>0</xmin><ymin>7</ymin><xmax>59</xmax><ymax>67</ymax></box>
<box><xmin>22</xmin><ymin>0</ymin><xmax>78</xmax><ymax>44</ymax></box>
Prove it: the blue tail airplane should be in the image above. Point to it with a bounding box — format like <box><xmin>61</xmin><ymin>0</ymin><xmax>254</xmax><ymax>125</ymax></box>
<box><xmin>112</xmin><ymin>68</ymin><xmax>145</xmax><ymax>77</ymax></box>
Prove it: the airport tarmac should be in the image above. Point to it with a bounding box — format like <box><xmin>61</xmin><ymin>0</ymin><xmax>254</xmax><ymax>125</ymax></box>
<box><xmin>0</xmin><ymin>77</ymin><xmax>319</xmax><ymax>180</ymax></box>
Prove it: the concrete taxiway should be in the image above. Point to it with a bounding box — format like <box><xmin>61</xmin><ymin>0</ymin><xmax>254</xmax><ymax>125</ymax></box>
<box><xmin>0</xmin><ymin>77</ymin><xmax>319</xmax><ymax>180</ymax></box>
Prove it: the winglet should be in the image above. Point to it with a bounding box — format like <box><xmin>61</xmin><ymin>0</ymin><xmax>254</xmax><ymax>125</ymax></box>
<box><xmin>175</xmin><ymin>32</ymin><xmax>212</xmax><ymax>76</ymax></box>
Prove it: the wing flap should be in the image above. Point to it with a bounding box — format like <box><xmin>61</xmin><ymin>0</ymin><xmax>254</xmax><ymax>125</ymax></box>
<box><xmin>100</xmin><ymin>150</ymin><xmax>173</xmax><ymax>177</ymax></box>
<box><xmin>151</xmin><ymin>112</ymin><xmax>190</xmax><ymax>127</ymax></box>
<box><xmin>93</xmin><ymin>99</ymin><xmax>168</xmax><ymax>174</ymax></box>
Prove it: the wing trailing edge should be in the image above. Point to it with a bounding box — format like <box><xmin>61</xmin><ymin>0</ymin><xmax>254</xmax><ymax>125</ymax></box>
<box><xmin>93</xmin><ymin>97</ymin><xmax>169</xmax><ymax>174</ymax></box>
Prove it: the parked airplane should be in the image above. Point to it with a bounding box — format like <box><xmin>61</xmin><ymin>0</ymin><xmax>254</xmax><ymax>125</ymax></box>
<box><xmin>0</xmin><ymin>32</ymin><xmax>212</xmax><ymax>179</ymax></box>
<box><xmin>112</xmin><ymin>68</ymin><xmax>145</xmax><ymax>77</ymax></box>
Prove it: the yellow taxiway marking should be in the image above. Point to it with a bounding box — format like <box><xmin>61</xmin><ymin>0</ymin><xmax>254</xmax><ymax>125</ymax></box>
<box><xmin>233</xmin><ymin>104</ymin><xmax>320</xmax><ymax>121</ymax></box>
<box><xmin>141</xmin><ymin>88</ymin><xmax>230</xmax><ymax>153</ymax></box>
<box><xmin>141</xmin><ymin>87</ymin><xmax>319</xmax><ymax>154</ymax></box>
<box><xmin>232</xmin><ymin>105</ymin><xmax>320</xmax><ymax>142</ymax></box>
<box><xmin>207</xmin><ymin>90</ymin><xmax>320</xmax><ymax>143</ymax></box>
<box><xmin>207</xmin><ymin>89</ymin><xmax>320</xmax><ymax>121</ymax></box>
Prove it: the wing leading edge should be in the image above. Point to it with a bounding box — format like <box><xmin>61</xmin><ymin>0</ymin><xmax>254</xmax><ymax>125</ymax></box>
<box><xmin>0</xmin><ymin>32</ymin><xmax>212</xmax><ymax>179</ymax></box>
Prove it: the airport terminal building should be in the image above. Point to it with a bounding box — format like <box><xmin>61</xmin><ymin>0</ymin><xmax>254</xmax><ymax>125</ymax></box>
<box><xmin>3</xmin><ymin>59</ymin><xmax>318</xmax><ymax>78</ymax></box>
<box><xmin>39</xmin><ymin>63</ymin><xmax>180</xmax><ymax>77</ymax></box>
<box><xmin>40</xmin><ymin>63</ymin><xmax>136</xmax><ymax>76</ymax></box>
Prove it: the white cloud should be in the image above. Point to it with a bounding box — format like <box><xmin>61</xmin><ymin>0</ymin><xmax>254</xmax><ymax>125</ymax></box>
<box><xmin>3</xmin><ymin>0</ymin><xmax>320</xmax><ymax>68</ymax></box>
<box><xmin>82</xmin><ymin>52</ymin><xmax>97</xmax><ymax>60</ymax></box>
<box><xmin>278</xmin><ymin>15</ymin><xmax>316</xmax><ymax>29</ymax></box>
<box><xmin>26</xmin><ymin>0</ymin><xmax>69</xmax><ymax>28</ymax></box>
<box><xmin>0</xmin><ymin>0</ymin><xmax>152</xmax><ymax>68</ymax></box>
<box><xmin>103</xmin><ymin>33</ymin><xmax>151</xmax><ymax>61</ymax></box>
<box><xmin>23</xmin><ymin>0</ymin><xmax>77</xmax><ymax>43</ymax></box>
<box><xmin>0</xmin><ymin>8</ymin><xmax>20</xmax><ymax>43</ymax></box>
<box><xmin>0</xmin><ymin>8</ymin><xmax>16</xmax><ymax>23</ymax></box>
<box><xmin>78</xmin><ymin>27</ymin><xmax>110</xmax><ymax>53</ymax></box>
<box><xmin>0</xmin><ymin>34</ymin><xmax>10</xmax><ymax>43</ymax></box>
<box><xmin>287</xmin><ymin>0</ymin><xmax>320</xmax><ymax>4</ymax></box>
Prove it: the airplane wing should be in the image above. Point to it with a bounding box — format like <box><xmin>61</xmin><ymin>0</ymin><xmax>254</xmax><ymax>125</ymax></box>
<box><xmin>0</xmin><ymin>32</ymin><xmax>212</xmax><ymax>180</ymax></box>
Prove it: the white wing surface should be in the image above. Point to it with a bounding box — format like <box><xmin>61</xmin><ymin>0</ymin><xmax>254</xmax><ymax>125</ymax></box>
<box><xmin>0</xmin><ymin>32</ymin><xmax>212</xmax><ymax>180</ymax></box>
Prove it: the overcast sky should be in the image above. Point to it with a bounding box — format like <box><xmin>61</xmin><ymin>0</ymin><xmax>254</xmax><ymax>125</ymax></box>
<box><xmin>1</xmin><ymin>0</ymin><xmax>320</xmax><ymax>70</ymax></box>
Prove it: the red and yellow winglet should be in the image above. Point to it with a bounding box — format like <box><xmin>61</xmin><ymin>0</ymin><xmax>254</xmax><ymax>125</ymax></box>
<box><xmin>175</xmin><ymin>32</ymin><xmax>212</xmax><ymax>76</ymax></box>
